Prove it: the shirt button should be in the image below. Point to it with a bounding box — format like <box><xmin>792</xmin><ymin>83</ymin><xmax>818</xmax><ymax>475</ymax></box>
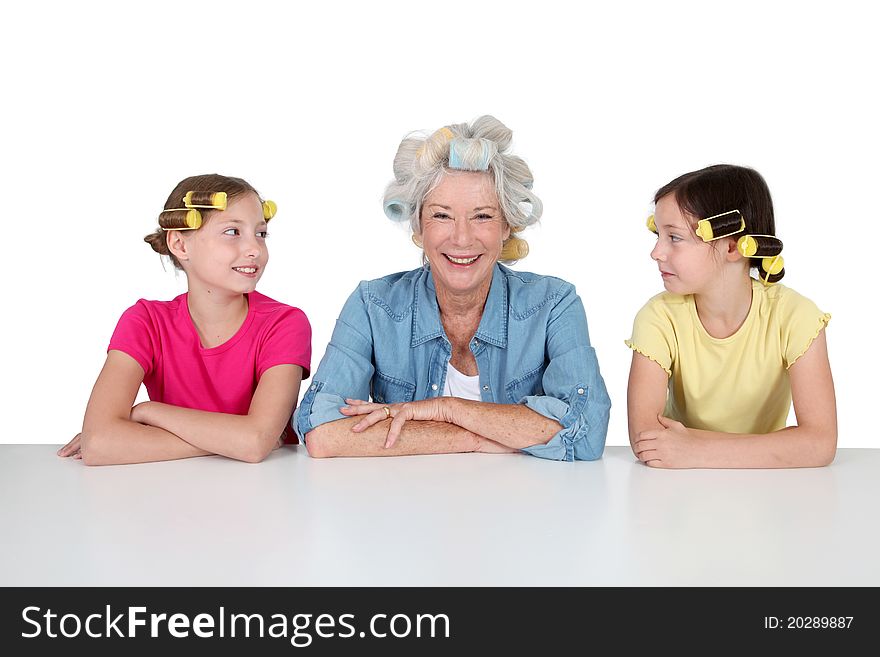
<box><xmin>376</xmin><ymin>396</ymin><xmax>384</xmax><ymax>403</ymax></box>
<box><xmin>482</xmin><ymin>385</ymin><xmax>490</xmax><ymax>391</ymax></box>
<box><xmin>431</xmin><ymin>383</ymin><xmax>438</xmax><ymax>391</ymax></box>
<box><xmin>577</xmin><ymin>388</ymin><xmax>585</xmax><ymax>395</ymax></box>
<box><xmin>310</xmin><ymin>385</ymin><xmax>317</xmax><ymax>391</ymax></box>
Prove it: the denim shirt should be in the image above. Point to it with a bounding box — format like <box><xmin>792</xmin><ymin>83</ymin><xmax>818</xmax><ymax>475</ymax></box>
<box><xmin>294</xmin><ymin>264</ymin><xmax>611</xmax><ymax>461</ymax></box>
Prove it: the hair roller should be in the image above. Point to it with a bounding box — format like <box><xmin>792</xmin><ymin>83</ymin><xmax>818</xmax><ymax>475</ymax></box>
<box><xmin>759</xmin><ymin>254</ymin><xmax>785</xmax><ymax>284</ymax></box>
<box><xmin>499</xmin><ymin>235</ymin><xmax>529</xmax><ymax>262</ymax></box>
<box><xmin>736</xmin><ymin>235</ymin><xmax>783</xmax><ymax>258</ymax></box>
<box><xmin>159</xmin><ymin>208</ymin><xmax>202</xmax><ymax>230</ymax></box>
<box><xmin>184</xmin><ymin>191</ymin><xmax>227</xmax><ymax>210</ymax></box>
<box><xmin>416</xmin><ymin>127</ymin><xmax>456</xmax><ymax>165</ymax></box>
<box><xmin>262</xmin><ymin>200</ymin><xmax>277</xmax><ymax>221</ymax></box>
<box><xmin>384</xmin><ymin>198</ymin><xmax>411</xmax><ymax>222</ymax></box>
<box><xmin>695</xmin><ymin>210</ymin><xmax>746</xmax><ymax>242</ymax></box>
<box><xmin>761</xmin><ymin>254</ymin><xmax>784</xmax><ymax>275</ymax></box>
<box><xmin>448</xmin><ymin>138</ymin><xmax>494</xmax><ymax>171</ymax></box>
<box><xmin>646</xmin><ymin>214</ymin><xmax>658</xmax><ymax>233</ymax></box>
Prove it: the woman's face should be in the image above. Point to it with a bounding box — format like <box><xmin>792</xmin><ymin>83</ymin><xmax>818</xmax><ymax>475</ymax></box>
<box><xmin>418</xmin><ymin>171</ymin><xmax>510</xmax><ymax>298</ymax></box>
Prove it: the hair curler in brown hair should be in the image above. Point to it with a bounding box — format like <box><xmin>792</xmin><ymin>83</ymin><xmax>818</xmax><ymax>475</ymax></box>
<box><xmin>145</xmin><ymin>174</ymin><xmax>264</xmax><ymax>269</ymax></box>
<box><xmin>653</xmin><ymin>164</ymin><xmax>787</xmax><ymax>283</ymax></box>
<box><xmin>184</xmin><ymin>191</ymin><xmax>228</xmax><ymax>210</ymax></box>
<box><xmin>695</xmin><ymin>210</ymin><xmax>746</xmax><ymax>242</ymax></box>
<box><xmin>159</xmin><ymin>208</ymin><xmax>204</xmax><ymax>231</ymax></box>
<box><xmin>737</xmin><ymin>234</ymin><xmax>783</xmax><ymax>258</ymax></box>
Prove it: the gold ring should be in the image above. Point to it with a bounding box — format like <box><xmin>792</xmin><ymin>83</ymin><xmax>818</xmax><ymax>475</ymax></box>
<box><xmin>383</xmin><ymin>406</ymin><xmax>391</xmax><ymax>418</ymax></box>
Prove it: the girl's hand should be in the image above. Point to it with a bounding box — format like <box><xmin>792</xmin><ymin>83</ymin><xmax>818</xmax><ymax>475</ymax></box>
<box><xmin>633</xmin><ymin>415</ymin><xmax>696</xmax><ymax>468</ymax></box>
<box><xmin>57</xmin><ymin>434</ymin><xmax>83</xmax><ymax>459</ymax></box>
<box><xmin>341</xmin><ymin>398</ymin><xmax>454</xmax><ymax>449</ymax></box>
<box><xmin>130</xmin><ymin>401</ymin><xmax>152</xmax><ymax>424</ymax></box>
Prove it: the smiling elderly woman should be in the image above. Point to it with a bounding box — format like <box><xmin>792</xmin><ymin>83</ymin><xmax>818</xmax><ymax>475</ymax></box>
<box><xmin>293</xmin><ymin>116</ymin><xmax>610</xmax><ymax>460</ymax></box>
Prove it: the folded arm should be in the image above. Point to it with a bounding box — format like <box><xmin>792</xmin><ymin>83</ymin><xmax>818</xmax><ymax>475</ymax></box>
<box><xmin>296</xmin><ymin>281</ymin><xmax>608</xmax><ymax>461</ymax></box>
<box><xmin>305</xmin><ymin>412</ymin><xmax>515</xmax><ymax>458</ymax></box>
<box><xmin>627</xmin><ymin>331</ymin><xmax>837</xmax><ymax>468</ymax></box>
<box><xmin>131</xmin><ymin>364</ymin><xmax>303</xmax><ymax>463</ymax></box>
<box><xmin>62</xmin><ymin>350</ymin><xmax>302</xmax><ymax>465</ymax></box>
<box><xmin>341</xmin><ymin>397</ymin><xmax>558</xmax><ymax>450</ymax></box>
<box><xmin>59</xmin><ymin>350</ymin><xmax>212</xmax><ymax>465</ymax></box>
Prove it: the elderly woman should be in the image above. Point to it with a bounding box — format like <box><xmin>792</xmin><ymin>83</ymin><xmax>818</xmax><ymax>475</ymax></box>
<box><xmin>294</xmin><ymin>116</ymin><xmax>610</xmax><ymax>460</ymax></box>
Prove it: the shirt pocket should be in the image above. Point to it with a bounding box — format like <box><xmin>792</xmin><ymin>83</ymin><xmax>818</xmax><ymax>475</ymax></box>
<box><xmin>505</xmin><ymin>363</ymin><xmax>545</xmax><ymax>404</ymax></box>
<box><xmin>372</xmin><ymin>371</ymin><xmax>416</xmax><ymax>404</ymax></box>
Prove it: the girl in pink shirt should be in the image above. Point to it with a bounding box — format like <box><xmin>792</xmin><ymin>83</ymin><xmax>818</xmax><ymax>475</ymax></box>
<box><xmin>58</xmin><ymin>174</ymin><xmax>311</xmax><ymax>465</ymax></box>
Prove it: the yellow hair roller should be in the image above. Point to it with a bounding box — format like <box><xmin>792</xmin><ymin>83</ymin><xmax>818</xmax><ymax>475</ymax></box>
<box><xmin>183</xmin><ymin>209</ymin><xmax>202</xmax><ymax>229</ymax></box>
<box><xmin>500</xmin><ymin>236</ymin><xmax>529</xmax><ymax>261</ymax></box>
<box><xmin>416</xmin><ymin>126</ymin><xmax>456</xmax><ymax>158</ymax></box>
<box><xmin>736</xmin><ymin>234</ymin><xmax>783</xmax><ymax>258</ymax></box>
<box><xmin>695</xmin><ymin>210</ymin><xmax>745</xmax><ymax>242</ymax></box>
<box><xmin>737</xmin><ymin>235</ymin><xmax>759</xmax><ymax>257</ymax></box>
<box><xmin>184</xmin><ymin>191</ymin><xmax>227</xmax><ymax>210</ymax></box>
<box><xmin>761</xmin><ymin>255</ymin><xmax>784</xmax><ymax>275</ymax></box>
<box><xmin>262</xmin><ymin>200</ymin><xmax>277</xmax><ymax>221</ymax></box>
<box><xmin>159</xmin><ymin>208</ymin><xmax>203</xmax><ymax>231</ymax></box>
<box><xmin>646</xmin><ymin>214</ymin><xmax>657</xmax><ymax>233</ymax></box>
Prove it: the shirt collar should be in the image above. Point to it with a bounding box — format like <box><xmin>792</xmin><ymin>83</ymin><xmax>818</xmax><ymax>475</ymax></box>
<box><xmin>411</xmin><ymin>264</ymin><xmax>508</xmax><ymax>349</ymax></box>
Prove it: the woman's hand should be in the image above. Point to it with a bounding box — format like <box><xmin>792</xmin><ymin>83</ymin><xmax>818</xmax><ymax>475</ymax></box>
<box><xmin>633</xmin><ymin>415</ymin><xmax>697</xmax><ymax>468</ymax></box>
<box><xmin>341</xmin><ymin>398</ymin><xmax>456</xmax><ymax>448</ymax></box>
<box><xmin>57</xmin><ymin>434</ymin><xmax>83</xmax><ymax>459</ymax></box>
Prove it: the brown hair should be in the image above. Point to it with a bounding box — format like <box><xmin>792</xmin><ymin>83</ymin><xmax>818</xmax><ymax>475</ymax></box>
<box><xmin>144</xmin><ymin>174</ymin><xmax>260</xmax><ymax>269</ymax></box>
<box><xmin>654</xmin><ymin>164</ymin><xmax>784</xmax><ymax>283</ymax></box>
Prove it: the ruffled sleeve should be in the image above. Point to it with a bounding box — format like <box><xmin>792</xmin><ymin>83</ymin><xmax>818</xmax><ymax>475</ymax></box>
<box><xmin>624</xmin><ymin>296</ymin><xmax>675</xmax><ymax>377</ymax></box>
<box><xmin>779</xmin><ymin>289</ymin><xmax>831</xmax><ymax>368</ymax></box>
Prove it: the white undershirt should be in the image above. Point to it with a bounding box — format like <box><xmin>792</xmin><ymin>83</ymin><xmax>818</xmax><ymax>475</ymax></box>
<box><xmin>443</xmin><ymin>362</ymin><xmax>482</xmax><ymax>401</ymax></box>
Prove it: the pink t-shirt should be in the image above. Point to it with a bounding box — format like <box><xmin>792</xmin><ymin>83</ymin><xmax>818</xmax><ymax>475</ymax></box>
<box><xmin>108</xmin><ymin>291</ymin><xmax>311</xmax><ymax>443</ymax></box>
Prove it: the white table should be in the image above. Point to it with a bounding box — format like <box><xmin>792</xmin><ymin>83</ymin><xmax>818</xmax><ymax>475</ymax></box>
<box><xmin>1</xmin><ymin>446</ymin><xmax>877</xmax><ymax>586</ymax></box>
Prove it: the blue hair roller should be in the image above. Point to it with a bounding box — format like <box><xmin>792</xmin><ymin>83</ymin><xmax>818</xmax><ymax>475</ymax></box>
<box><xmin>449</xmin><ymin>138</ymin><xmax>491</xmax><ymax>171</ymax></box>
<box><xmin>384</xmin><ymin>198</ymin><xmax>410</xmax><ymax>222</ymax></box>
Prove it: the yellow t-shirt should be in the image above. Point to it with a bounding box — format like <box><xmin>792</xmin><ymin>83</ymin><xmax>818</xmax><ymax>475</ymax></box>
<box><xmin>625</xmin><ymin>279</ymin><xmax>831</xmax><ymax>434</ymax></box>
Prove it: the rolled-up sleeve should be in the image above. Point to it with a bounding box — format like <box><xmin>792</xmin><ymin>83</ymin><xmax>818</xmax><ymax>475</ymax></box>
<box><xmin>518</xmin><ymin>287</ymin><xmax>611</xmax><ymax>462</ymax></box>
<box><xmin>293</xmin><ymin>284</ymin><xmax>375</xmax><ymax>443</ymax></box>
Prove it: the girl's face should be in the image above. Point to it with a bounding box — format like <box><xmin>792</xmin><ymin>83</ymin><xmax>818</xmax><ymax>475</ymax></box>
<box><xmin>418</xmin><ymin>171</ymin><xmax>510</xmax><ymax>298</ymax></box>
<box><xmin>650</xmin><ymin>195</ymin><xmax>728</xmax><ymax>295</ymax></box>
<box><xmin>175</xmin><ymin>192</ymin><xmax>269</xmax><ymax>296</ymax></box>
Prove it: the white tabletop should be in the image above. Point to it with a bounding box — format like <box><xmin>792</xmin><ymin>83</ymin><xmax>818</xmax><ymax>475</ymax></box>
<box><xmin>1</xmin><ymin>445</ymin><xmax>877</xmax><ymax>587</ymax></box>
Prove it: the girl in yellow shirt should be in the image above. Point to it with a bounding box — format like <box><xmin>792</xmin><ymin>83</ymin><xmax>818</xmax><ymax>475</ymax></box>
<box><xmin>626</xmin><ymin>164</ymin><xmax>836</xmax><ymax>468</ymax></box>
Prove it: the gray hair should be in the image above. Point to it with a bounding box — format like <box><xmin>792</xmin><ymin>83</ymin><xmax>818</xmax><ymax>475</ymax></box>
<box><xmin>383</xmin><ymin>115</ymin><xmax>543</xmax><ymax>263</ymax></box>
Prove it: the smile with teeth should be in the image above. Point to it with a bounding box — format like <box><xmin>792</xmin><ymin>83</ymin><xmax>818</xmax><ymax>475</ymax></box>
<box><xmin>444</xmin><ymin>254</ymin><xmax>480</xmax><ymax>265</ymax></box>
<box><xmin>233</xmin><ymin>266</ymin><xmax>258</xmax><ymax>274</ymax></box>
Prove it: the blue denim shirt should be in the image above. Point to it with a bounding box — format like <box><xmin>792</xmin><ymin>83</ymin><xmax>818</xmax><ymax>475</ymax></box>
<box><xmin>294</xmin><ymin>264</ymin><xmax>611</xmax><ymax>461</ymax></box>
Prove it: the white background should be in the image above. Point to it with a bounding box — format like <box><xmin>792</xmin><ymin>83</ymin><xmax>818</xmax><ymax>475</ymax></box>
<box><xmin>1</xmin><ymin>0</ymin><xmax>876</xmax><ymax>448</ymax></box>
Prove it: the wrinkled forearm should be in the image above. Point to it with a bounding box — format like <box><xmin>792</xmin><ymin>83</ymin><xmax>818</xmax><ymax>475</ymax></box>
<box><xmin>446</xmin><ymin>398</ymin><xmax>562</xmax><ymax>449</ymax></box>
<box><xmin>305</xmin><ymin>415</ymin><xmax>486</xmax><ymax>458</ymax></box>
